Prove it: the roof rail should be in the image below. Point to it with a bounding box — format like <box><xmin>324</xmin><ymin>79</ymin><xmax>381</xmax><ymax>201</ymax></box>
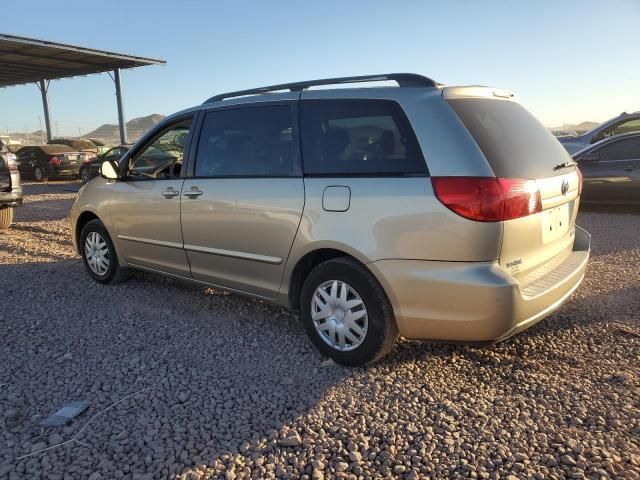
<box><xmin>204</xmin><ymin>73</ymin><xmax>437</xmax><ymax>103</ymax></box>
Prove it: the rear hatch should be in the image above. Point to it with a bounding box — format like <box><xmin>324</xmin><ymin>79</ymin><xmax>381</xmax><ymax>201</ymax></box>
<box><xmin>445</xmin><ymin>91</ymin><xmax>581</xmax><ymax>280</ymax></box>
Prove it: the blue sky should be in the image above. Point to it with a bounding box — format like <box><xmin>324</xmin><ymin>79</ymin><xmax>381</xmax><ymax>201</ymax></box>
<box><xmin>2</xmin><ymin>0</ymin><xmax>639</xmax><ymax>136</ymax></box>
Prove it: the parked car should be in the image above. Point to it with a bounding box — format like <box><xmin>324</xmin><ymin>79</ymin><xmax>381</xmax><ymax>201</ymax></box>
<box><xmin>71</xmin><ymin>73</ymin><xmax>590</xmax><ymax>366</ymax></box>
<box><xmin>85</xmin><ymin>138</ymin><xmax>112</xmax><ymax>156</ymax></box>
<box><xmin>551</xmin><ymin>130</ymin><xmax>578</xmax><ymax>137</ymax></box>
<box><xmin>47</xmin><ymin>138</ymin><xmax>99</xmax><ymax>159</ymax></box>
<box><xmin>558</xmin><ymin>111</ymin><xmax>640</xmax><ymax>153</ymax></box>
<box><xmin>0</xmin><ymin>142</ymin><xmax>22</xmax><ymax>229</ymax></box>
<box><xmin>79</xmin><ymin>145</ymin><xmax>131</xmax><ymax>184</ymax></box>
<box><xmin>16</xmin><ymin>145</ymin><xmax>86</xmax><ymax>181</ymax></box>
<box><xmin>573</xmin><ymin>132</ymin><xmax>640</xmax><ymax>204</ymax></box>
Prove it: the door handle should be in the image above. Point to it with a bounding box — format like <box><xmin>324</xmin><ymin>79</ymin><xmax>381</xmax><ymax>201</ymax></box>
<box><xmin>161</xmin><ymin>189</ymin><xmax>179</xmax><ymax>199</ymax></box>
<box><xmin>183</xmin><ymin>187</ymin><xmax>203</xmax><ymax>199</ymax></box>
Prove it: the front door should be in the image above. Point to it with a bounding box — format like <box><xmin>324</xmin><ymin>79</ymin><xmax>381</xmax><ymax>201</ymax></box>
<box><xmin>180</xmin><ymin>102</ymin><xmax>304</xmax><ymax>298</ymax></box>
<box><xmin>111</xmin><ymin>118</ymin><xmax>193</xmax><ymax>276</ymax></box>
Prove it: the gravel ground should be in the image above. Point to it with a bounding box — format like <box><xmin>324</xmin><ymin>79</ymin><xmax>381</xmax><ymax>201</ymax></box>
<box><xmin>0</xmin><ymin>181</ymin><xmax>638</xmax><ymax>480</ymax></box>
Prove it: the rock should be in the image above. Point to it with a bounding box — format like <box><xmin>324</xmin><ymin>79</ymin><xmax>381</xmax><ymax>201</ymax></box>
<box><xmin>0</xmin><ymin>465</ymin><xmax>14</xmax><ymax>477</ymax></box>
<box><xmin>348</xmin><ymin>451</ymin><xmax>362</xmax><ymax>463</ymax></box>
<box><xmin>48</xmin><ymin>433</ymin><xmax>64</xmax><ymax>445</ymax></box>
<box><xmin>3</xmin><ymin>408</ymin><xmax>19</xmax><ymax>420</ymax></box>
<box><xmin>279</xmin><ymin>432</ymin><xmax>302</xmax><ymax>447</ymax></box>
<box><xmin>31</xmin><ymin>442</ymin><xmax>47</xmax><ymax>454</ymax></box>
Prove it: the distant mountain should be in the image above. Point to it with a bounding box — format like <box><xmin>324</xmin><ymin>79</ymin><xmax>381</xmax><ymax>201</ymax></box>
<box><xmin>6</xmin><ymin>115</ymin><xmax>166</xmax><ymax>145</ymax></box>
<box><xmin>548</xmin><ymin>121</ymin><xmax>599</xmax><ymax>134</ymax></box>
<box><xmin>83</xmin><ymin>114</ymin><xmax>165</xmax><ymax>142</ymax></box>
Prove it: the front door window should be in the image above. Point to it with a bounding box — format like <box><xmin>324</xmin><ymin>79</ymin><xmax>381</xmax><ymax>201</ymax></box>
<box><xmin>128</xmin><ymin>122</ymin><xmax>191</xmax><ymax>179</ymax></box>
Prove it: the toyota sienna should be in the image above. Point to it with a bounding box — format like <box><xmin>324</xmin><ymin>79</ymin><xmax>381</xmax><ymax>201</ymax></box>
<box><xmin>71</xmin><ymin>73</ymin><xmax>590</xmax><ymax>366</ymax></box>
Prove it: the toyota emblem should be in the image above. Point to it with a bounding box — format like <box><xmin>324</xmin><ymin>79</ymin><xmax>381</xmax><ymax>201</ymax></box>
<box><xmin>561</xmin><ymin>179</ymin><xmax>569</xmax><ymax>195</ymax></box>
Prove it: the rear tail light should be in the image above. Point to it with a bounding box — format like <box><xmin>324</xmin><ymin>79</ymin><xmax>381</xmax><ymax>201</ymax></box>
<box><xmin>576</xmin><ymin>167</ymin><xmax>583</xmax><ymax>196</ymax></box>
<box><xmin>432</xmin><ymin>177</ymin><xmax>542</xmax><ymax>222</ymax></box>
<box><xmin>49</xmin><ymin>156</ymin><xmax>61</xmax><ymax>166</ymax></box>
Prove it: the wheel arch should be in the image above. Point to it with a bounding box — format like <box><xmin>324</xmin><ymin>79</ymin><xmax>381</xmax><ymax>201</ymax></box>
<box><xmin>287</xmin><ymin>245</ymin><xmax>373</xmax><ymax>311</ymax></box>
<box><xmin>75</xmin><ymin>210</ymin><xmax>100</xmax><ymax>255</ymax></box>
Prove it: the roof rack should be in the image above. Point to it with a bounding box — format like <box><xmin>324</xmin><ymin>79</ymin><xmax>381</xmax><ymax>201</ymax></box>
<box><xmin>204</xmin><ymin>73</ymin><xmax>437</xmax><ymax>103</ymax></box>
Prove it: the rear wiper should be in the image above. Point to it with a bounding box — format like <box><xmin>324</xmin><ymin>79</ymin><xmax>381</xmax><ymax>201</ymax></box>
<box><xmin>553</xmin><ymin>161</ymin><xmax>578</xmax><ymax>171</ymax></box>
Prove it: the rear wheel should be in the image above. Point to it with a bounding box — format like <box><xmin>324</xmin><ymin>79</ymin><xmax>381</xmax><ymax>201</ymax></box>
<box><xmin>80</xmin><ymin>219</ymin><xmax>129</xmax><ymax>284</ymax></box>
<box><xmin>0</xmin><ymin>207</ymin><xmax>13</xmax><ymax>230</ymax></box>
<box><xmin>80</xmin><ymin>167</ymin><xmax>92</xmax><ymax>184</ymax></box>
<box><xmin>33</xmin><ymin>166</ymin><xmax>47</xmax><ymax>182</ymax></box>
<box><xmin>299</xmin><ymin>257</ymin><xmax>398</xmax><ymax>366</ymax></box>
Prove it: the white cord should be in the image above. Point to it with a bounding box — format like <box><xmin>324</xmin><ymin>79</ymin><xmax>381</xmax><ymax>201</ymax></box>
<box><xmin>15</xmin><ymin>387</ymin><xmax>152</xmax><ymax>461</ymax></box>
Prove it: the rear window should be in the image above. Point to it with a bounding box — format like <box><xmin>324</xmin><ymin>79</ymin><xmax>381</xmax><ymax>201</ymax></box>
<box><xmin>300</xmin><ymin>99</ymin><xmax>427</xmax><ymax>176</ymax></box>
<box><xmin>40</xmin><ymin>145</ymin><xmax>76</xmax><ymax>154</ymax></box>
<box><xmin>447</xmin><ymin>98</ymin><xmax>573</xmax><ymax>179</ymax></box>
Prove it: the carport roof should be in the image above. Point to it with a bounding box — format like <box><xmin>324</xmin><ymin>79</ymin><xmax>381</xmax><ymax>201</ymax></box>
<box><xmin>0</xmin><ymin>33</ymin><xmax>165</xmax><ymax>87</ymax></box>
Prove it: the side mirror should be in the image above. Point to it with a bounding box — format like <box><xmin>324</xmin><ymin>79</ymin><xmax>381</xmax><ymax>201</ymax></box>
<box><xmin>100</xmin><ymin>160</ymin><xmax>120</xmax><ymax>180</ymax></box>
<box><xmin>578</xmin><ymin>152</ymin><xmax>599</xmax><ymax>164</ymax></box>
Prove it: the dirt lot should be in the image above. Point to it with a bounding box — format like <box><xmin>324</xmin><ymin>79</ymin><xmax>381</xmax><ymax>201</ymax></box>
<box><xmin>0</xmin><ymin>181</ymin><xmax>638</xmax><ymax>480</ymax></box>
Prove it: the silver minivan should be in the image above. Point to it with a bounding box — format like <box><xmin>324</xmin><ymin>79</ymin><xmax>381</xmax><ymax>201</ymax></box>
<box><xmin>71</xmin><ymin>74</ymin><xmax>590</xmax><ymax>366</ymax></box>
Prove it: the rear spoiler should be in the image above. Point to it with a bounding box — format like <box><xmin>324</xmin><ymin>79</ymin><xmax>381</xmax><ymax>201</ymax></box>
<box><xmin>442</xmin><ymin>86</ymin><xmax>517</xmax><ymax>101</ymax></box>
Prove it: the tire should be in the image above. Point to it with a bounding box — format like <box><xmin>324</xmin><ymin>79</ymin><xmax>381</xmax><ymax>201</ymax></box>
<box><xmin>80</xmin><ymin>219</ymin><xmax>129</xmax><ymax>284</ymax></box>
<box><xmin>0</xmin><ymin>207</ymin><xmax>13</xmax><ymax>230</ymax></box>
<box><xmin>299</xmin><ymin>257</ymin><xmax>398</xmax><ymax>366</ymax></box>
<box><xmin>33</xmin><ymin>166</ymin><xmax>47</xmax><ymax>182</ymax></box>
<box><xmin>80</xmin><ymin>167</ymin><xmax>92</xmax><ymax>184</ymax></box>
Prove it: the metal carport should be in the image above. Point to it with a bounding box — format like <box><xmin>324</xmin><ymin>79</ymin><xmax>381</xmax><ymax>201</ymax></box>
<box><xmin>0</xmin><ymin>33</ymin><xmax>165</xmax><ymax>144</ymax></box>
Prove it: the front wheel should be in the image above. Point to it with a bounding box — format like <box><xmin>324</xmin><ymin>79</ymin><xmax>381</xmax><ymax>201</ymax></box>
<box><xmin>80</xmin><ymin>219</ymin><xmax>129</xmax><ymax>284</ymax></box>
<box><xmin>0</xmin><ymin>207</ymin><xmax>13</xmax><ymax>230</ymax></box>
<box><xmin>299</xmin><ymin>257</ymin><xmax>398</xmax><ymax>366</ymax></box>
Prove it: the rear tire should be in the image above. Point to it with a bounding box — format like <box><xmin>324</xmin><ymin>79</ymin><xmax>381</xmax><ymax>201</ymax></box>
<box><xmin>299</xmin><ymin>257</ymin><xmax>398</xmax><ymax>366</ymax></box>
<box><xmin>33</xmin><ymin>166</ymin><xmax>47</xmax><ymax>182</ymax></box>
<box><xmin>0</xmin><ymin>207</ymin><xmax>13</xmax><ymax>230</ymax></box>
<box><xmin>80</xmin><ymin>167</ymin><xmax>92</xmax><ymax>184</ymax></box>
<box><xmin>80</xmin><ymin>219</ymin><xmax>129</xmax><ymax>284</ymax></box>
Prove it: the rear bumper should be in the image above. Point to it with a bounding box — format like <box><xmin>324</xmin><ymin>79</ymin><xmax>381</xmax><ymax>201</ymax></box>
<box><xmin>52</xmin><ymin>165</ymin><xmax>80</xmax><ymax>177</ymax></box>
<box><xmin>369</xmin><ymin>226</ymin><xmax>591</xmax><ymax>342</ymax></box>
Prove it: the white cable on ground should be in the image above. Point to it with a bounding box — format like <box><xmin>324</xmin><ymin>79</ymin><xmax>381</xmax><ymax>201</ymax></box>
<box><xmin>16</xmin><ymin>386</ymin><xmax>152</xmax><ymax>461</ymax></box>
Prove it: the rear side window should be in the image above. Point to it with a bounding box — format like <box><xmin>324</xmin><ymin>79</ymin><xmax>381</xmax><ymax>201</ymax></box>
<box><xmin>611</xmin><ymin>118</ymin><xmax>640</xmax><ymax>136</ymax></box>
<box><xmin>300</xmin><ymin>99</ymin><xmax>427</xmax><ymax>175</ymax></box>
<box><xmin>447</xmin><ymin>98</ymin><xmax>573</xmax><ymax>179</ymax></box>
<box><xmin>195</xmin><ymin>105</ymin><xmax>299</xmax><ymax>177</ymax></box>
<box><xmin>597</xmin><ymin>137</ymin><xmax>640</xmax><ymax>161</ymax></box>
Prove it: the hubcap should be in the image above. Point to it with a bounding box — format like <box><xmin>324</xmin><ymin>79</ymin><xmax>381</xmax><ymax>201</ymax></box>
<box><xmin>81</xmin><ymin>169</ymin><xmax>91</xmax><ymax>182</ymax></box>
<box><xmin>84</xmin><ymin>231</ymin><xmax>110</xmax><ymax>276</ymax></box>
<box><xmin>34</xmin><ymin>168</ymin><xmax>42</xmax><ymax>181</ymax></box>
<box><xmin>311</xmin><ymin>280</ymin><xmax>368</xmax><ymax>351</ymax></box>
